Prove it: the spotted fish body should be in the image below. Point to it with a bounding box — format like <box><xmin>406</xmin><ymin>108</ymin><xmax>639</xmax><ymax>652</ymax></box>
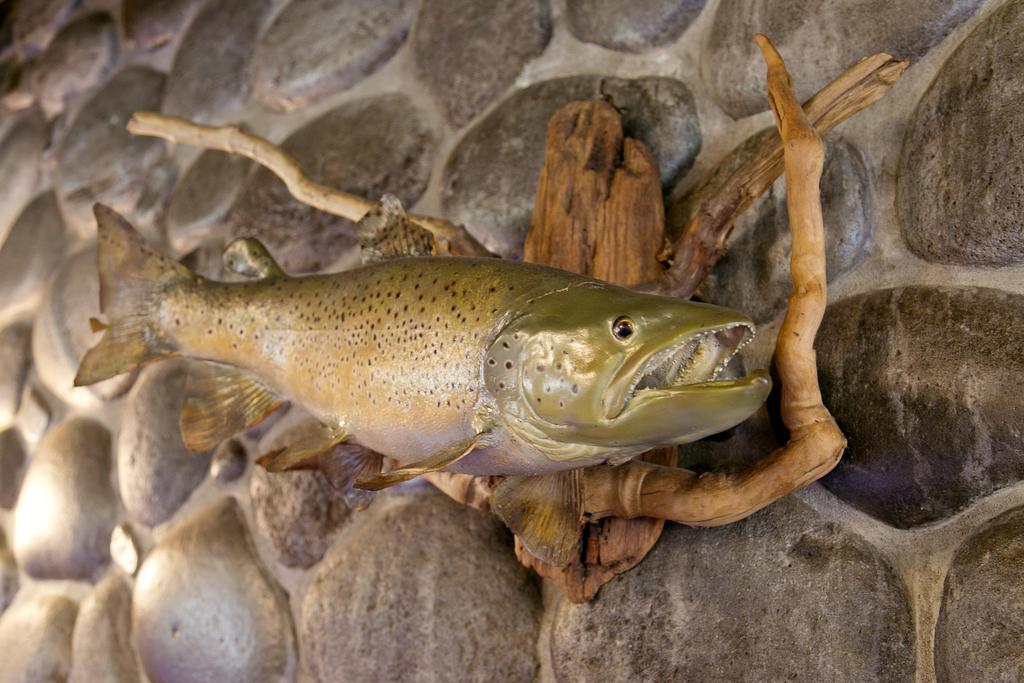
<box><xmin>78</xmin><ymin>203</ymin><xmax>771</xmax><ymax>562</ymax></box>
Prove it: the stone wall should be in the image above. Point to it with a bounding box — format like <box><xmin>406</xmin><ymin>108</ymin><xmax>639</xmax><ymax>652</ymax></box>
<box><xmin>0</xmin><ymin>0</ymin><xmax>1021</xmax><ymax>681</ymax></box>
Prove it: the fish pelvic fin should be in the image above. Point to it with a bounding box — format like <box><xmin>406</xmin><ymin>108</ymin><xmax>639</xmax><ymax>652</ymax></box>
<box><xmin>355</xmin><ymin>431</ymin><xmax>495</xmax><ymax>491</ymax></box>
<box><xmin>180</xmin><ymin>361</ymin><xmax>285</xmax><ymax>452</ymax></box>
<box><xmin>260</xmin><ymin>422</ymin><xmax>349</xmax><ymax>473</ymax></box>
<box><xmin>74</xmin><ymin>205</ymin><xmax>195</xmax><ymax>387</ymax></box>
<box><xmin>318</xmin><ymin>443</ymin><xmax>384</xmax><ymax>511</ymax></box>
<box><xmin>492</xmin><ymin>469</ymin><xmax>584</xmax><ymax>567</ymax></box>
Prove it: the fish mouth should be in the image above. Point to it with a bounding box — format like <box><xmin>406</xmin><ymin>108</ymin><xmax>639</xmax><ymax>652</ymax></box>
<box><xmin>606</xmin><ymin>323</ymin><xmax>756</xmax><ymax>420</ymax></box>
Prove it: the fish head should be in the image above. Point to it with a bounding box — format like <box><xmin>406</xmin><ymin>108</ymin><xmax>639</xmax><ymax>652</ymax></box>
<box><xmin>483</xmin><ymin>282</ymin><xmax>771</xmax><ymax>456</ymax></box>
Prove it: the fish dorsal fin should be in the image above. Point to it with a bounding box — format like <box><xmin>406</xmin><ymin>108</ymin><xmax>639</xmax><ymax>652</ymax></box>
<box><xmin>223</xmin><ymin>237</ymin><xmax>286</xmax><ymax>280</ymax></box>
<box><xmin>492</xmin><ymin>469</ymin><xmax>583</xmax><ymax>567</ymax></box>
<box><xmin>318</xmin><ymin>443</ymin><xmax>384</xmax><ymax>511</ymax></box>
<box><xmin>180</xmin><ymin>361</ymin><xmax>284</xmax><ymax>452</ymax></box>
<box><xmin>260</xmin><ymin>421</ymin><xmax>348</xmax><ymax>472</ymax></box>
<box><xmin>355</xmin><ymin>431</ymin><xmax>494</xmax><ymax>490</ymax></box>
<box><xmin>357</xmin><ymin>194</ymin><xmax>435</xmax><ymax>263</ymax></box>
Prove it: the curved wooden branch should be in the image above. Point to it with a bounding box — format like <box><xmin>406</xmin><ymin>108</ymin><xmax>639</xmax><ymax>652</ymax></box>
<box><xmin>126</xmin><ymin>112</ymin><xmax>495</xmax><ymax>258</ymax></box>
<box><xmin>583</xmin><ymin>35</ymin><xmax>846</xmax><ymax>525</ymax></box>
<box><xmin>649</xmin><ymin>52</ymin><xmax>908</xmax><ymax>298</ymax></box>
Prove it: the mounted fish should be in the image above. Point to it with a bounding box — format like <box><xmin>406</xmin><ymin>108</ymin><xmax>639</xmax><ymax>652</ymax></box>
<box><xmin>76</xmin><ymin>196</ymin><xmax>771</xmax><ymax>564</ymax></box>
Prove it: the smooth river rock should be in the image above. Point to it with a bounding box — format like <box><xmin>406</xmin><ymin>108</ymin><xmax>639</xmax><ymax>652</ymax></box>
<box><xmin>0</xmin><ymin>322</ymin><xmax>31</xmax><ymax>426</ymax></box>
<box><xmin>118</xmin><ymin>361</ymin><xmax>211</xmax><ymax>527</ymax></box>
<box><xmin>0</xmin><ymin>531</ymin><xmax>17</xmax><ymax>615</ymax></box>
<box><xmin>70</xmin><ymin>573</ymin><xmax>142</xmax><ymax>683</ymax></box>
<box><xmin>551</xmin><ymin>497</ymin><xmax>914</xmax><ymax>681</ymax></box>
<box><xmin>414</xmin><ymin>0</ymin><xmax>551</xmax><ymax>128</ymax></box>
<box><xmin>29</xmin><ymin>12</ymin><xmax>118</xmax><ymax>119</ymax></box>
<box><xmin>935</xmin><ymin>505</ymin><xmax>1024</xmax><ymax>682</ymax></box>
<box><xmin>123</xmin><ymin>0</ymin><xmax>203</xmax><ymax>51</ymax></box>
<box><xmin>165</xmin><ymin>149</ymin><xmax>254</xmax><ymax>254</ymax></box>
<box><xmin>0</xmin><ymin>191</ymin><xmax>68</xmax><ymax>319</ymax></box>
<box><xmin>702</xmin><ymin>133</ymin><xmax>874</xmax><ymax>322</ymax></box>
<box><xmin>133</xmin><ymin>497</ymin><xmax>295</xmax><ymax>683</ymax></box>
<box><xmin>226</xmin><ymin>93</ymin><xmax>436</xmax><ymax>273</ymax></box>
<box><xmin>566</xmin><ymin>0</ymin><xmax>705</xmax><ymax>52</ymax></box>
<box><xmin>32</xmin><ymin>246</ymin><xmax>136</xmax><ymax>407</ymax></box>
<box><xmin>10</xmin><ymin>0</ymin><xmax>80</xmax><ymax>56</ymax></box>
<box><xmin>0</xmin><ymin>594</ymin><xmax>78</xmax><ymax>683</ymax></box>
<box><xmin>252</xmin><ymin>0</ymin><xmax>413</xmax><ymax>112</ymax></box>
<box><xmin>13</xmin><ymin>417</ymin><xmax>116</xmax><ymax>580</ymax></box>
<box><xmin>898</xmin><ymin>0</ymin><xmax>1024</xmax><ymax>266</ymax></box>
<box><xmin>0</xmin><ymin>111</ymin><xmax>46</xmax><ymax>244</ymax></box>
<box><xmin>55</xmin><ymin>66</ymin><xmax>175</xmax><ymax>238</ymax></box>
<box><xmin>301</xmin><ymin>489</ymin><xmax>540</xmax><ymax>682</ymax></box>
<box><xmin>818</xmin><ymin>287</ymin><xmax>1024</xmax><ymax>528</ymax></box>
<box><xmin>702</xmin><ymin>0</ymin><xmax>984</xmax><ymax>118</ymax></box>
<box><xmin>0</xmin><ymin>429</ymin><xmax>25</xmax><ymax>509</ymax></box>
<box><xmin>162</xmin><ymin>0</ymin><xmax>272</xmax><ymax>124</ymax></box>
<box><xmin>441</xmin><ymin>75</ymin><xmax>701</xmax><ymax>258</ymax></box>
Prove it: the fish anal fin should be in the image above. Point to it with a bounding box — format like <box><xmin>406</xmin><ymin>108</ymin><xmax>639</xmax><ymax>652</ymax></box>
<box><xmin>358</xmin><ymin>194</ymin><xmax>435</xmax><ymax>264</ymax></box>
<box><xmin>260</xmin><ymin>422</ymin><xmax>348</xmax><ymax>473</ymax></box>
<box><xmin>355</xmin><ymin>431</ymin><xmax>493</xmax><ymax>491</ymax></box>
<box><xmin>180</xmin><ymin>361</ymin><xmax>284</xmax><ymax>452</ymax></box>
<box><xmin>223</xmin><ymin>237</ymin><xmax>286</xmax><ymax>280</ymax></box>
<box><xmin>492</xmin><ymin>469</ymin><xmax>583</xmax><ymax>567</ymax></box>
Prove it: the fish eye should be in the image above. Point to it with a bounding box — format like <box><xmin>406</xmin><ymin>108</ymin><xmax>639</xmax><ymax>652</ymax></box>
<box><xmin>612</xmin><ymin>316</ymin><xmax>636</xmax><ymax>341</ymax></box>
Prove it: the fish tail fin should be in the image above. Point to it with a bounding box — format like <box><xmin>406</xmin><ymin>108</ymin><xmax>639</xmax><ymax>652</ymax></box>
<box><xmin>74</xmin><ymin>204</ymin><xmax>194</xmax><ymax>387</ymax></box>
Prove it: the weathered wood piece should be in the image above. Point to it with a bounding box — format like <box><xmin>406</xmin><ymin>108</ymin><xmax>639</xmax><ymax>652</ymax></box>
<box><xmin>519</xmin><ymin>99</ymin><xmax>677</xmax><ymax>602</ymax></box>
<box><xmin>126</xmin><ymin>112</ymin><xmax>493</xmax><ymax>258</ymax></box>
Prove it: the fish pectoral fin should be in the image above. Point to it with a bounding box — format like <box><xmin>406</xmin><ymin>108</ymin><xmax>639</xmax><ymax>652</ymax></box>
<box><xmin>318</xmin><ymin>443</ymin><xmax>385</xmax><ymax>511</ymax></box>
<box><xmin>260</xmin><ymin>421</ymin><xmax>349</xmax><ymax>472</ymax></box>
<box><xmin>355</xmin><ymin>431</ymin><xmax>494</xmax><ymax>491</ymax></box>
<box><xmin>180</xmin><ymin>361</ymin><xmax>285</xmax><ymax>452</ymax></box>
<box><xmin>223</xmin><ymin>237</ymin><xmax>286</xmax><ymax>280</ymax></box>
<box><xmin>492</xmin><ymin>469</ymin><xmax>584</xmax><ymax>567</ymax></box>
<box><xmin>357</xmin><ymin>194</ymin><xmax>435</xmax><ymax>263</ymax></box>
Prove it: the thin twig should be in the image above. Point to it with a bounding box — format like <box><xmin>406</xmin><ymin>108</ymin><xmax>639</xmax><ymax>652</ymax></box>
<box><xmin>649</xmin><ymin>52</ymin><xmax>908</xmax><ymax>298</ymax></box>
<box><xmin>126</xmin><ymin>112</ymin><xmax>495</xmax><ymax>258</ymax></box>
<box><xmin>581</xmin><ymin>34</ymin><xmax>846</xmax><ymax>525</ymax></box>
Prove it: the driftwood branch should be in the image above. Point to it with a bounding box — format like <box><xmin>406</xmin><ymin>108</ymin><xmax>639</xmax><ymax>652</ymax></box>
<box><xmin>126</xmin><ymin>112</ymin><xmax>494</xmax><ymax>258</ymax></box>
<box><xmin>650</xmin><ymin>52</ymin><xmax>908</xmax><ymax>298</ymax></box>
<box><xmin>582</xmin><ymin>35</ymin><xmax>846</xmax><ymax>525</ymax></box>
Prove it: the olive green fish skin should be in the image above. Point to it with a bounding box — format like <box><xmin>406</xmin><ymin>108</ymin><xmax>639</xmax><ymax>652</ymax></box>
<box><xmin>160</xmin><ymin>256</ymin><xmax>770</xmax><ymax>475</ymax></box>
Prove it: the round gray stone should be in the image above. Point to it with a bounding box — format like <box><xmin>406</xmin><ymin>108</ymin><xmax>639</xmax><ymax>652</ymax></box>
<box><xmin>32</xmin><ymin>246</ymin><xmax>136</xmax><ymax>407</ymax></box>
<box><xmin>441</xmin><ymin>75</ymin><xmax>701</xmax><ymax>258</ymax></box>
<box><xmin>55</xmin><ymin>66</ymin><xmax>175</xmax><ymax>238</ymax></box>
<box><xmin>118</xmin><ymin>361</ymin><xmax>211</xmax><ymax>527</ymax></box>
<box><xmin>13</xmin><ymin>417</ymin><xmax>116</xmax><ymax>580</ymax></box>
<box><xmin>551</xmin><ymin>497</ymin><xmax>914</xmax><ymax>681</ymax></box>
<box><xmin>0</xmin><ymin>428</ymin><xmax>25</xmax><ymax>509</ymax></box>
<box><xmin>301</xmin><ymin>489</ymin><xmax>540</xmax><ymax>682</ymax></box>
<box><xmin>0</xmin><ymin>192</ymin><xmax>67</xmax><ymax>320</ymax></box>
<box><xmin>10</xmin><ymin>0</ymin><xmax>80</xmax><ymax>56</ymax></box>
<box><xmin>251</xmin><ymin>0</ymin><xmax>413</xmax><ymax>112</ymax></box>
<box><xmin>898</xmin><ymin>0</ymin><xmax>1024</xmax><ymax>266</ymax></box>
<box><xmin>0</xmin><ymin>530</ymin><xmax>17</xmax><ymax>616</ymax></box>
<box><xmin>162</xmin><ymin>0</ymin><xmax>273</xmax><ymax>124</ymax></box>
<box><xmin>701</xmin><ymin>133</ymin><xmax>874</xmax><ymax>322</ymax></box>
<box><xmin>29</xmin><ymin>12</ymin><xmax>118</xmax><ymax>119</ymax></box>
<box><xmin>0</xmin><ymin>111</ymin><xmax>46</xmax><ymax>244</ymax></box>
<box><xmin>123</xmin><ymin>0</ymin><xmax>203</xmax><ymax>51</ymax></box>
<box><xmin>0</xmin><ymin>594</ymin><xmax>78</xmax><ymax>683</ymax></box>
<box><xmin>935</xmin><ymin>505</ymin><xmax>1024</xmax><ymax>682</ymax></box>
<box><xmin>226</xmin><ymin>93</ymin><xmax>436</xmax><ymax>273</ymax></box>
<box><xmin>166</xmin><ymin>149</ymin><xmax>254</xmax><ymax>254</ymax></box>
<box><xmin>133</xmin><ymin>497</ymin><xmax>295</xmax><ymax>683</ymax></box>
<box><xmin>0</xmin><ymin>322</ymin><xmax>31</xmax><ymax>426</ymax></box>
<box><xmin>70</xmin><ymin>573</ymin><xmax>142</xmax><ymax>683</ymax></box>
<box><xmin>413</xmin><ymin>0</ymin><xmax>551</xmax><ymax>128</ymax></box>
<box><xmin>818</xmin><ymin>287</ymin><xmax>1024</xmax><ymax>528</ymax></box>
<box><xmin>210</xmin><ymin>437</ymin><xmax>247</xmax><ymax>483</ymax></box>
<box><xmin>566</xmin><ymin>0</ymin><xmax>705</xmax><ymax>52</ymax></box>
<box><xmin>702</xmin><ymin>0</ymin><xmax>984</xmax><ymax>118</ymax></box>
<box><xmin>250</xmin><ymin>465</ymin><xmax>349</xmax><ymax>568</ymax></box>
